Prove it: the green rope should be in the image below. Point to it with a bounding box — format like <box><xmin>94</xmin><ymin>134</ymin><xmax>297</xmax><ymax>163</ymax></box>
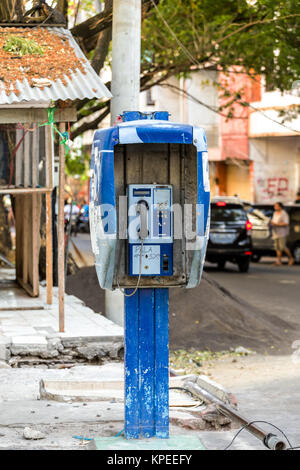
<box><xmin>39</xmin><ymin>106</ymin><xmax>70</xmax><ymax>155</ymax></box>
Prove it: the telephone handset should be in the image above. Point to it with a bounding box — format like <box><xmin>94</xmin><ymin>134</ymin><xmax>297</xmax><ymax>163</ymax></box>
<box><xmin>136</xmin><ymin>200</ymin><xmax>149</xmax><ymax>240</ymax></box>
<box><xmin>128</xmin><ymin>184</ymin><xmax>173</xmax><ymax>277</ymax></box>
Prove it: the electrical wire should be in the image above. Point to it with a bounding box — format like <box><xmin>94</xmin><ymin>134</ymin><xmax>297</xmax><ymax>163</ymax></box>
<box><xmin>223</xmin><ymin>420</ymin><xmax>294</xmax><ymax>450</ymax></box>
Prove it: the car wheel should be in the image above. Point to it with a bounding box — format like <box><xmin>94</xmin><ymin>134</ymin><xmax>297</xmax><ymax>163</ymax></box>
<box><xmin>217</xmin><ymin>260</ymin><xmax>226</xmax><ymax>270</ymax></box>
<box><xmin>292</xmin><ymin>245</ymin><xmax>300</xmax><ymax>264</ymax></box>
<box><xmin>251</xmin><ymin>254</ymin><xmax>261</xmax><ymax>263</ymax></box>
<box><xmin>238</xmin><ymin>258</ymin><xmax>250</xmax><ymax>273</ymax></box>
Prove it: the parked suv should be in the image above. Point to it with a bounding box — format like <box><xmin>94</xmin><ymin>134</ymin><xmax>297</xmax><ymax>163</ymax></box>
<box><xmin>246</xmin><ymin>203</ymin><xmax>300</xmax><ymax>263</ymax></box>
<box><xmin>207</xmin><ymin>197</ymin><xmax>252</xmax><ymax>272</ymax></box>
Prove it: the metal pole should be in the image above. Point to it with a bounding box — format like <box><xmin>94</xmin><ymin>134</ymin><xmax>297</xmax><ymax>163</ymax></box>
<box><xmin>105</xmin><ymin>0</ymin><xmax>142</xmax><ymax>326</ymax></box>
<box><xmin>58</xmin><ymin>122</ymin><xmax>65</xmax><ymax>333</ymax></box>
<box><xmin>125</xmin><ymin>288</ymin><xmax>169</xmax><ymax>439</ymax></box>
<box><xmin>185</xmin><ymin>381</ymin><xmax>286</xmax><ymax>450</ymax></box>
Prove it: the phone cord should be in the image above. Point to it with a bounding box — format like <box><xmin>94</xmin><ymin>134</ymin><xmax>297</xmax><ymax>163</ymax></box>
<box><xmin>117</xmin><ymin>239</ymin><xmax>144</xmax><ymax>297</ymax></box>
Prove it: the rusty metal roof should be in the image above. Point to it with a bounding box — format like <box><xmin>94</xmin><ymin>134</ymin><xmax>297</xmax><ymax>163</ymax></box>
<box><xmin>0</xmin><ymin>27</ymin><xmax>111</xmax><ymax>105</ymax></box>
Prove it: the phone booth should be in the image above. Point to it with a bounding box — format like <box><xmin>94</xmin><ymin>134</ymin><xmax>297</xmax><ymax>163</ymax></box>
<box><xmin>90</xmin><ymin>111</ymin><xmax>210</xmax><ymax>439</ymax></box>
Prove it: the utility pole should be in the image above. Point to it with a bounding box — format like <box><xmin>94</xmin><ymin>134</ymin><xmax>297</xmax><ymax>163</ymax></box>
<box><xmin>105</xmin><ymin>0</ymin><xmax>142</xmax><ymax>325</ymax></box>
<box><xmin>110</xmin><ymin>0</ymin><xmax>141</xmax><ymax>123</ymax></box>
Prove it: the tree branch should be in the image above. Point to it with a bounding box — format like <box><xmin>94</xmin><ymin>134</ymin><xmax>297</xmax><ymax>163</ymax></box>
<box><xmin>71</xmin><ymin>106</ymin><xmax>110</xmax><ymax>140</ymax></box>
<box><xmin>91</xmin><ymin>0</ymin><xmax>113</xmax><ymax>74</ymax></box>
<box><xmin>71</xmin><ymin>0</ymin><xmax>160</xmax><ymax>52</ymax></box>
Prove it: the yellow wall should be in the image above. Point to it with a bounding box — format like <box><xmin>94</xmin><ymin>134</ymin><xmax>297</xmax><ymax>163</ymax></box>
<box><xmin>226</xmin><ymin>164</ymin><xmax>251</xmax><ymax>201</ymax></box>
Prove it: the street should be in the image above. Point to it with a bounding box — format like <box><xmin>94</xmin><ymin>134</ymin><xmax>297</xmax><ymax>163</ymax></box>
<box><xmin>72</xmin><ymin>234</ymin><xmax>300</xmax><ymax>330</ymax></box>
<box><xmin>205</xmin><ymin>258</ymin><xmax>300</xmax><ymax>327</ymax></box>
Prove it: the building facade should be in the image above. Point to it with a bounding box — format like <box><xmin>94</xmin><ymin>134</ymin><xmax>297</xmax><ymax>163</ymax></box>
<box><xmin>139</xmin><ymin>69</ymin><xmax>300</xmax><ymax>204</ymax></box>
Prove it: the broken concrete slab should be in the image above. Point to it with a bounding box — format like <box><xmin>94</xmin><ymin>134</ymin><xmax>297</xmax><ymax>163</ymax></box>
<box><xmin>76</xmin><ymin>342</ymin><xmax>123</xmax><ymax>360</ymax></box>
<box><xmin>60</xmin><ymin>335</ymin><xmax>123</xmax><ymax>348</ymax></box>
<box><xmin>11</xmin><ymin>335</ymin><xmax>48</xmax><ymax>356</ymax></box>
<box><xmin>0</xmin><ymin>285</ymin><xmax>124</xmax><ymax>364</ymax></box>
<box><xmin>0</xmin><ymin>360</ymin><xmax>11</xmax><ymax>369</ymax></box>
<box><xmin>184</xmin><ymin>374</ymin><xmax>238</xmax><ymax>408</ymax></box>
<box><xmin>169</xmin><ymin>411</ymin><xmax>207</xmax><ymax>431</ymax></box>
<box><xmin>38</xmin><ymin>374</ymin><xmax>199</xmax><ymax>407</ymax></box>
<box><xmin>0</xmin><ymin>336</ymin><xmax>11</xmax><ymax>361</ymax></box>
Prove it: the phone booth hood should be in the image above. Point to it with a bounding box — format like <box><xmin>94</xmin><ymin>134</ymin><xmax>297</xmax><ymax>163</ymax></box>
<box><xmin>89</xmin><ymin>111</ymin><xmax>210</xmax><ymax>290</ymax></box>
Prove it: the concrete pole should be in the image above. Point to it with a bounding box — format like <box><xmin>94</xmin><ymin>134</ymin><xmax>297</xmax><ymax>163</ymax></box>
<box><xmin>105</xmin><ymin>0</ymin><xmax>142</xmax><ymax>325</ymax></box>
<box><xmin>110</xmin><ymin>0</ymin><xmax>141</xmax><ymax>122</ymax></box>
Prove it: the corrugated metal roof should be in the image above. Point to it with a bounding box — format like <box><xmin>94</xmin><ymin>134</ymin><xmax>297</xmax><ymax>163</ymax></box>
<box><xmin>0</xmin><ymin>27</ymin><xmax>112</xmax><ymax>105</ymax></box>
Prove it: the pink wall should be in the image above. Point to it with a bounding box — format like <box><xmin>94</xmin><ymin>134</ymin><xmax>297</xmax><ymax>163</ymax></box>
<box><xmin>219</xmin><ymin>68</ymin><xmax>260</xmax><ymax>160</ymax></box>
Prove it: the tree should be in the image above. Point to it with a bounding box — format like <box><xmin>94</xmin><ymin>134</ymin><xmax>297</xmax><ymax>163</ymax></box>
<box><xmin>70</xmin><ymin>0</ymin><xmax>300</xmax><ymax>139</ymax></box>
<box><xmin>2</xmin><ymin>1</ymin><xmax>300</xmax><ymax>138</ymax></box>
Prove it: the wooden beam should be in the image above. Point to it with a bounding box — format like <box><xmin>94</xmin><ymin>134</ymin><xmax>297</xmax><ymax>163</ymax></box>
<box><xmin>17</xmin><ymin>278</ymin><xmax>39</xmax><ymax>298</ymax></box>
<box><xmin>23</xmin><ymin>130</ymin><xmax>30</xmax><ymax>187</ymax></box>
<box><xmin>0</xmin><ymin>108</ymin><xmax>77</xmax><ymax>124</ymax></box>
<box><xmin>58</xmin><ymin>122</ymin><xmax>65</xmax><ymax>333</ymax></box>
<box><xmin>22</xmin><ymin>195</ymin><xmax>29</xmax><ymax>285</ymax></box>
<box><xmin>31</xmin><ymin>193</ymin><xmax>39</xmax><ymax>297</ymax></box>
<box><xmin>45</xmin><ymin>125</ymin><xmax>53</xmax><ymax>189</ymax></box>
<box><xmin>46</xmin><ymin>192</ymin><xmax>53</xmax><ymax>305</ymax></box>
<box><xmin>15</xmin><ymin>127</ymin><xmax>23</xmax><ymax>186</ymax></box>
<box><xmin>0</xmin><ymin>188</ymin><xmax>52</xmax><ymax>194</ymax></box>
<box><xmin>32</xmin><ymin>123</ymin><xmax>39</xmax><ymax>188</ymax></box>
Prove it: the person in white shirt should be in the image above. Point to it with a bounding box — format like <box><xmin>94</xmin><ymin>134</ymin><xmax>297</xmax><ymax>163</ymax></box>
<box><xmin>271</xmin><ymin>202</ymin><xmax>294</xmax><ymax>266</ymax></box>
<box><xmin>64</xmin><ymin>201</ymin><xmax>80</xmax><ymax>221</ymax></box>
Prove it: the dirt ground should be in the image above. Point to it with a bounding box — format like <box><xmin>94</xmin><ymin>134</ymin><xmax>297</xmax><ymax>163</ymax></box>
<box><xmin>66</xmin><ymin>267</ymin><xmax>300</xmax><ymax>355</ymax></box>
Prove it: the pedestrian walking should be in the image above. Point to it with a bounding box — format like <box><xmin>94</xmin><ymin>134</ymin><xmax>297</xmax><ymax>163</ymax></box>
<box><xmin>271</xmin><ymin>202</ymin><xmax>294</xmax><ymax>266</ymax></box>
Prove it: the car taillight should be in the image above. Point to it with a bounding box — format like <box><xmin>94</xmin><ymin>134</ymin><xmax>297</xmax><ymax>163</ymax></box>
<box><xmin>216</xmin><ymin>201</ymin><xmax>226</xmax><ymax>206</ymax></box>
<box><xmin>245</xmin><ymin>220</ymin><xmax>252</xmax><ymax>231</ymax></box>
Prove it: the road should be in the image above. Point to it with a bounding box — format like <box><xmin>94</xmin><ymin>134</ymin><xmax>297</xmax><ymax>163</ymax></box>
<box><xmin>205</xmin><ymin>257</ymin><xmax>300</xmax><ymax>326</ymax></box>
<box><xmin>72</xmin><ymin>234</ymin><xmax>300</xmax><ymax>327</ymax></box>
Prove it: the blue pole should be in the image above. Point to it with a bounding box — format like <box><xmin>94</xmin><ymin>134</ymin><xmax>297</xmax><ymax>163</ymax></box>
<box><xmin>124</xmin><ymin>288</ymin><xmax>169</xmax><ymax>439</ymax></box>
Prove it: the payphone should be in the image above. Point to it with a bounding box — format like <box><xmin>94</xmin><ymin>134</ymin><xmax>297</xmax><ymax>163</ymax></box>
<box><xmin>128</xmin><ymin>184</ymin><xmax>173</xmax><ymax>277</ymax></box>
<box><xmin>90</xmin><ymin>111</ymin><xmax>210</xmax><ymax>440</ymax></box>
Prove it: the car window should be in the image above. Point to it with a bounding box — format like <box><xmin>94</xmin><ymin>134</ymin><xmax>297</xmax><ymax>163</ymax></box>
<box><xmin>248</xmin><ymin>208</ymin><xmax>269</xmax><ymax>221</ymax></box>
<box><xmin>289</xmin><ymin>209</ymin><xmax>300</xmax><ymax>223</ymax></box>
<box><xmin>211</xmin><ymin>205</ymin><xmax>247</xmax><ymax>222</ymax></box>
<box><xmin>254</xmin><ymin>206</ymin><xmax>274</xmax><ymax>218</ymax></box>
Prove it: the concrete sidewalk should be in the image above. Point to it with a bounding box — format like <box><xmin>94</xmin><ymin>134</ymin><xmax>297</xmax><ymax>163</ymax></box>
<box><xmin>0</xmin><ymin>270</ymin><xmax>123</xmax><ymax>364</ymax></box>
<box><xmin>0</xmin><ymin>357</ymin><xmax>299</xmax><ymax>450</ymax></box>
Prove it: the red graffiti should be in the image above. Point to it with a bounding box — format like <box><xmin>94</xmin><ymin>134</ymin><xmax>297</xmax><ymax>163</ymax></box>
<box><xmin>257</xmin><ymin>177</ymin><xmax>289</xmax><ymax>198</ymax></box>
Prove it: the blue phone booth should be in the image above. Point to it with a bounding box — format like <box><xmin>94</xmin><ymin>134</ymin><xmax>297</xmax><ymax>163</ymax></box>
<box><xmin>90</xmin><ymin>111</ymin><xmax>210</xmax><ymax>439</ymax></box>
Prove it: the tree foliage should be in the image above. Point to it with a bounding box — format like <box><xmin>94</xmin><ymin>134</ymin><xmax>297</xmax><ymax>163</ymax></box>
<box><xmin>71</xmin><ymin>0</ymin><xmax>300</xmax><ymax>141</ymax></box>
<box><xmin>2</xmin><ymin>1</ymin><xmax>300</xmax><ymax>159</ymax></box>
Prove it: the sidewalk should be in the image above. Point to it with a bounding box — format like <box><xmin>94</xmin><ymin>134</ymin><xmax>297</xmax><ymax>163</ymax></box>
<box><xmin>0</xmin><ymin>269</ymin><xmax>123</xmax><ymax>364</ymax></box>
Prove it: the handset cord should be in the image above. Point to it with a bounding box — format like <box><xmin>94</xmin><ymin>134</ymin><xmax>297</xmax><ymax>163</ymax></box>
<box><xmin>117</xmin><ymin>238</ymin><xmax>144</xmax><ymax>297</ymax></box>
